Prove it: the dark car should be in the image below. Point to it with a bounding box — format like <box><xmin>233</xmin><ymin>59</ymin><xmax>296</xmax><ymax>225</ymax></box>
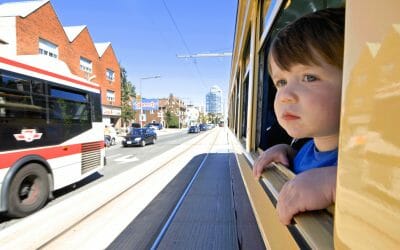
<box><xmin>131</xmin><ymin>123</ymin><xmax>141</xmax><ymax>129</ymax></box>
<box><xmin>188</xmin><ymin>125</ymin><xmax>200</xmax><ymax>133</ymax></box>
<box><xmin>199</xmin><ymin>124</ymin><xmax>208</xmax><ymax>131</ymax></box>
<box><xmin>145</xmin><ymin>122</ymin><xmax>163</xmax><ymax>130</ymax></box>
<box><xmin>122</xmin><ymin>128</ymin><xmax>157</xmax><ymax>147</ymax></box>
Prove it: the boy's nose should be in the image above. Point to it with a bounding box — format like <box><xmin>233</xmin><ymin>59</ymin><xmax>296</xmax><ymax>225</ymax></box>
<box><xmin>277</xmin><ymin>85</ymin><xmax>297</xmax><ymax>104</ymax></box>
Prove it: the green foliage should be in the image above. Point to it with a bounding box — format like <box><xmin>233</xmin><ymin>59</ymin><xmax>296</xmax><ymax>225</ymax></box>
<box><xmin>165</xmin><ymin>110</ymin><xmax>179</xmax><ymax>128</ymax></box>
<box><xmin>120</xmin><ymin>66</ymin><xmax>136</xmax><ymax>126</ymax></box>
<box><xmin>199</xmin><ymin>113</ymin><xmax>207</xmax><ymax>123</ymax></box>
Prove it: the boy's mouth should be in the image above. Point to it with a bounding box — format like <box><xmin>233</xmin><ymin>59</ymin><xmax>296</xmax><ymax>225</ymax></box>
<box><xmin>282</xmin><ymin>112</ymin><xmax>300</xmax><ymax>121</ymax></box>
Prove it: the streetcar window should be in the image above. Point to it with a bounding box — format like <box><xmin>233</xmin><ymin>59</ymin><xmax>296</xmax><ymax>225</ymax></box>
<box><xmin>50</xmin><ymin>87</ymin><xmax>87</xmax><ymax>102</ymax></box>
<box><xmin>255</xmin><ymin>0</ymin><xmax>345</xmax><ymax>151</ymax></box>
<box><xmin>241</xmin><ymin>76</ymin><xmax>249</xmax><ymax>139</ymax></box>
<box><xmin>0</xmin><ymin>71</ymin><xmax>46</xmax><ymax>119</ymax></box>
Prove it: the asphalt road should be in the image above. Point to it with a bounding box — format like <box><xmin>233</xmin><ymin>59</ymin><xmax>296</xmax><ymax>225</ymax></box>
<box><xmin>0</xmin><ymin>129</ymin><xmax>203</xmax><ymax>229</ymax></box>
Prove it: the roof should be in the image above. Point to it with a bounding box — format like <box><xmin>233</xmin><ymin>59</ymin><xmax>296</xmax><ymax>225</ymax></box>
<box><xmin>0</xmin><ymin>0</ymin><xmax>49</xmax><ymax>17</ymax></box>
<box><xmin>64</xmin><ymin>25</ymin><xmax>86</xmax><ymax>42</ymax></box>
<box><xmin>95</xmin><ymin>42</ymin><xmax>111</xmax><ymax>57</ymax></box>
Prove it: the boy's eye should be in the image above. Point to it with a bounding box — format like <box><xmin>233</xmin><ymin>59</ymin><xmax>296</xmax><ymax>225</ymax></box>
<box><xmin>303</xmin><ymin>74</ymin><xmax>317</xmax><ymax>82</ymax></box>
<box><xmin>274</xmin><ymin>79</ymin><xmax>287</xmax><ymax>88</ymax></box>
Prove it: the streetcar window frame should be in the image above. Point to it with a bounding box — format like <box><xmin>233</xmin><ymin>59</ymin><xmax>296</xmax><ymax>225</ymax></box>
<box><xmin>255</xmin><ymin>0</ymin><xmax>345</xmax><ymax>151</ymax></box>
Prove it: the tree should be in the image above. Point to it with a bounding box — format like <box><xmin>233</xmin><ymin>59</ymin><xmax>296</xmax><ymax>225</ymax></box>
<box><xmin>165</xmin><ymin>110</ymin><xmax>179</xmax><ymax>128</ymax></box>
<box><xmin>120</xmin><ymin>66</ymin><xmax>136</xmax><ymax>128</ymax></box>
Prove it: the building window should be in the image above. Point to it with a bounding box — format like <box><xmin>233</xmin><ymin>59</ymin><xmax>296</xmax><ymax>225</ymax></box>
<box><xmin>39</xmin><ymin>38</ymin><xmax>58</xmax><ymax>58</ymax></box>
<box><xmin>80</xmin><ymin>57</ymin><xmax>92</xmax><ymax>73</ymax></box>
<box><xmin>106</xmin><ymin>69</ymin><xmax>115</xmax><ymax>82</ymax></box>
<box><xmin>106</xmin><ymin>90</ymin><xmax>115</xmax><ymax>104</ymax></box>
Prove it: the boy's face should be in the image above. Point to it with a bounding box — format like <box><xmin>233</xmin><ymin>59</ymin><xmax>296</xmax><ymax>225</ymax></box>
<box><xmin>270</xmin><ymin>55</ymin><xmax>342</xmax><ymax>139</ymax></box>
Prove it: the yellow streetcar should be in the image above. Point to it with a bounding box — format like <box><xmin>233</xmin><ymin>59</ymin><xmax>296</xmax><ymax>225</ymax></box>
<box><xmin>228</xmin><ymin>0</ymin><xmax>400</xmax><ymax>248</ymax></box>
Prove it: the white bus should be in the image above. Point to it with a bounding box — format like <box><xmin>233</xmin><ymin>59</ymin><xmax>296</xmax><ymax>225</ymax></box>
<box><xmin>0</xmin><ymin>56</ymin><xmax>105</xmax><ymax>217</ymax></box>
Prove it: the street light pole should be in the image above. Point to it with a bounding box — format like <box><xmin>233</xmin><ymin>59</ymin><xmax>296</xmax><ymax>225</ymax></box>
<box><xmin>139</xmin><ymin>75</ymin><xmax>161</xmax><ymax>128</ymax></box>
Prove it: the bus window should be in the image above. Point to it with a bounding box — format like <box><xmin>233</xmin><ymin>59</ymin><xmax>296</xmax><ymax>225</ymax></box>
<box><xmin>49</xmin><ymin>87</ymin><xmax>90</xmax><ymax>122</ymax></box>
<box><xmin>50</xmin><ymin>87</ymin><xmax>87</xmax><ymax>102</ymax></box>
<box><xmin>0</xmin><ymin>71</ymin><xmax>46</xmax><ymax>119</ymax></box>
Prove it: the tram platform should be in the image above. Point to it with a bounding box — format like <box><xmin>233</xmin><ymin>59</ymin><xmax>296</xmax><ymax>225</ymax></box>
<box><xmin>109</xmin><ymin>151</ymin><xmax>264</xmax><ymax>250</ymax></box>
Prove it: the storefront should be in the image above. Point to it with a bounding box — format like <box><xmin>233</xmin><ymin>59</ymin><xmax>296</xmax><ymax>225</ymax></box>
<box><xmin>102</xmin><ymin>105</ymin><xmax>121</xmax><ymax>127</ymax></box>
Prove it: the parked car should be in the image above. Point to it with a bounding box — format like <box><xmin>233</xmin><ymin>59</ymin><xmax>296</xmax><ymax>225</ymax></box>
<box><xmin>131</xmin><ymin>123</ymin><xmax>141</xmax><ymax>129</ymax></box>
<box><xmin>108</xmin><ymin>126</ymin><xmax>117</xmax><ymax>145</ymax></box>
<box><xmin>105</xmin><ymin>125</ymin><xmax>117</xmax><ymax>146</ymax></box>
<box><xmin>104</xmin><ymin>135</ymin><xmax>111</xmax><ymax>147</ymax></box>
<box><xmin>188</xmin><ymin>125</ymin><xmax>200</xmax><ymax>133</ymax></box>
<box><xmin>122</xmin><ymin>128</ymin><xmax>157</xmax><ymax>147</ymax></box>
<box><xmin>145</xmin><ymin>122</ymin><xmax>163</xmax><ymax>130</ymax></box>
<box><xmin>199</xmin><ymin>124</ymin><xmax>208</xmax><ymax>131</ymax></box>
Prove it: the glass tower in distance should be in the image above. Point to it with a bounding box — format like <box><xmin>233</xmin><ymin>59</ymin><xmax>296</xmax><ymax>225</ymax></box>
<box><xmin>206</xmin><ymin>85</ymin><xmax>222</xmax><ymax>114</ymax></box>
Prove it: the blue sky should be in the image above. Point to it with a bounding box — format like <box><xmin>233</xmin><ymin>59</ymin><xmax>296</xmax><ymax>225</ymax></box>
<box><xmin>25</xmin><ymin>0</ymin><xmax>237</xmax><ymax>106</ymax></box>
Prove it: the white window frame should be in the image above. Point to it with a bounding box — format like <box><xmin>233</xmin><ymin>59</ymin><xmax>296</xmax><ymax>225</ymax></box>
<box><xmin>39</xmin><ymin>38</ymin><xmax>58</xmax><ymax>58</ymax></box>
<box><xmin>80</xmin><ymin>57</ymin><xmax>92</xmax><ymax>73</ymax></box>
<box><xmin>106</xmin><ymin>90</ymin><xmax>115</xmax><ymax>104</ymax></box>
<box><xmin>106</xmin><ymin>69</ymin><xmax>115</xmax><ymax>82</ymax></box>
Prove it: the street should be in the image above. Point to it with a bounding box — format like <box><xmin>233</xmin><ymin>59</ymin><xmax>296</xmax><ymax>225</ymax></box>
<box><xmin>0</xmin><ymin>128</ymin><xmax>203</xmax><ymax>230</ymax></box>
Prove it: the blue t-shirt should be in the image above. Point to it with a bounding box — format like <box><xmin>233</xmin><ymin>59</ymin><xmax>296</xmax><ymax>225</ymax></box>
<box><xmin>293</xmin><ymin>140</ymin><xmax>338</xmax><ymax>174</ymax></box>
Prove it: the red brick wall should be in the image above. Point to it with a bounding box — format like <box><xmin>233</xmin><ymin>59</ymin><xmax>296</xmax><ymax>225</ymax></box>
<box><xmin>98</xmin><ymin>45</ymin><xmax>121</xmax><ymax>106</ymax></box>
<box><xmin>15</xmin><ymin>2</ymin><xmax>121</xmax><ymax>110</ymax></box>
<box><xmin>16</xmin><ymin>3</ymin><xmax>70</xmax><ymax>58</ymax></box>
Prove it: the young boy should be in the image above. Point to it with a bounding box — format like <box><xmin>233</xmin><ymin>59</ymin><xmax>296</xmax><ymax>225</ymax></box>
<box><xmin>253</xmin><ymin>8</ymin><xmax>345</xmax><ymax>225</ymax></box>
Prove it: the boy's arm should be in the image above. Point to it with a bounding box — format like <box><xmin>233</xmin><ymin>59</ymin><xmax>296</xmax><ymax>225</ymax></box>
<box><xmin>277</xmin><ymin>166</ymin><xmax>337</xmax><ymax>225</ymax></box>
<box><xmin>253</xmin><ymin>144</ymin><xmax>296</xmax><ymax>179</ymax></box>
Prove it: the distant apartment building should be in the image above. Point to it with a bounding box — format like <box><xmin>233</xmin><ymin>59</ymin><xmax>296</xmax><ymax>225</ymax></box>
<box><xmin>206</xmin><ymin>85</ymin><xmax>222</xmax><ymax>114</ymax></box>
<box><xmin>0</xmin><ymin>0</ymin><xmax>122</xmax><ymax>127</ymax></box>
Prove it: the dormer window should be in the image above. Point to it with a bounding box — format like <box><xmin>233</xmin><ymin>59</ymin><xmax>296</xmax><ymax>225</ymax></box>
<box><xmin>39</xmin><ymin>38</ymin><xmax>58</xmax><ymax>58</ymax></box>
<box><xmin>80</xmin><ymin>57</ymin><xmax>92</xmax><ymax>73</ymax></box>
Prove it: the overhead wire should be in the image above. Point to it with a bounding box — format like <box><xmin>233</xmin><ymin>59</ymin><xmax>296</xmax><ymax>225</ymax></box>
<box><xmin>161</xmin><ymin>0</ymin><xmax>209</xmax><ymax>91</ymax></box>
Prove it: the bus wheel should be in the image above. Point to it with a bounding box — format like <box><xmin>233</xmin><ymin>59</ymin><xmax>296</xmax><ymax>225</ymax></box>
<box><xmin>7</xmin><ymin>163</ymin><xmax>49</xmax><ymax>218</ymax></box>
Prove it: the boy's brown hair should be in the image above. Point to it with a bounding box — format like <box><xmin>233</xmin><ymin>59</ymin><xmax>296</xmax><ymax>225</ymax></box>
<box><xmin>269</xmin><ymin>8</ymin><xmax>345</xmax><ymax>71</ymax></box>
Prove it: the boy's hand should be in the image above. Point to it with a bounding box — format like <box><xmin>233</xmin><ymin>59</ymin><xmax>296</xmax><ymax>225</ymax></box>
<box><xmin>277</xmin><ymin>166</ymin><xmax>337</xmax><ymax>225</ymax></box>
<box><xmin>253</xmin><ymin>144</ymin><xmax>295</xmax><ymax>179</ymax></box>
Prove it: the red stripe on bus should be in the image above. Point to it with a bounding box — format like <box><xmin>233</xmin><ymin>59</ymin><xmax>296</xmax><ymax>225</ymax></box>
<box><xmin>0</xmin><ymin>141</ymin><xmax>104</xmax><ymax>169</ymax></box>
<box><xmin>0</xmin><ymin>56</ymin><xmax>100</xmax><ymax>91</ymax></box>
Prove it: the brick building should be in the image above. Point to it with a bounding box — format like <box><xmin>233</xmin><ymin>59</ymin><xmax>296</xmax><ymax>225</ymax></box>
<box><xmin>0</xmin><ymin>0</ymin><xmax>122</xmax><ymax>127</ymax></box>
<box><xmin>135</xmin><ymin>94</ymin><xmax>187</xmax><ymax>128</ymax></box>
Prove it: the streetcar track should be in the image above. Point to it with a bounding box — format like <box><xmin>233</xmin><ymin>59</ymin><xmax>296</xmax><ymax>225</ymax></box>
<box><xmin>38</xmin><ymin>129</ymin><xmax>221</xmax><ymax>248</ymax></box>
<box><xmin>150</xmin><ymin>128</ymin><xmax>221</xmax><ymax>249</ymax></box>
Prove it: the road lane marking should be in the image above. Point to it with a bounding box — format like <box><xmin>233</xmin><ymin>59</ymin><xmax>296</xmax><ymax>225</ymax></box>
<box><xmin>114</xmin><ymin>155</ymin><xmax>139</xmax><ymax>164</ymax></box>
<box><xmin>107</xmin><ymin>153</ymin><xmax>123</xmax><ymax>159</ymax></box>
